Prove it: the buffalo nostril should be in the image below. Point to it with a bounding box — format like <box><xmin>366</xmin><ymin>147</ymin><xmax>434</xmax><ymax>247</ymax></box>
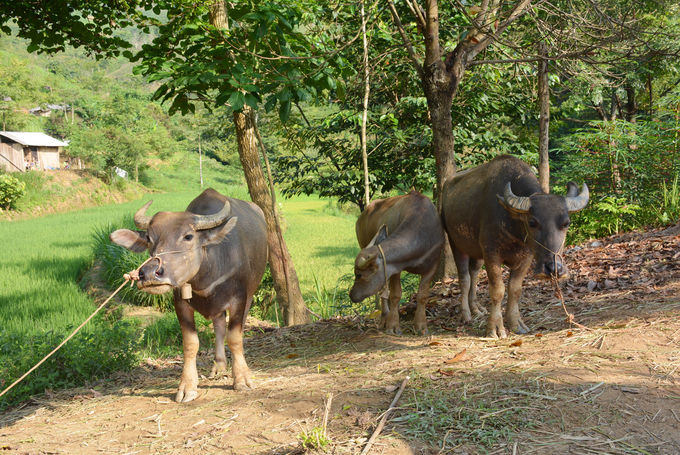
<box><xmin>545</xmin><ymin>262</ymin><xmax>564</xmax><ymax>277</ymax></box>
<box><xmin>155</xmin><ymin>267</ymin><xmax>164</xmax><ymax>277</ymax></box>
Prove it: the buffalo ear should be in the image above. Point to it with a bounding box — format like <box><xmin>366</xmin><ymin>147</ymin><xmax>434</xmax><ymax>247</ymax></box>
<box><xmin>565</xmin><ymin>181</ymin><xmax>579</xmax><ymax>197</ymax></box>
<box><xmin>110</xmin><ymin>229</ymin><xmax>149</xmax><ymax>253</ymax></box>
<box><xmin>356</xmin><ymin>251</ymin><xmax>377</xmax><ymax>270</ymax></box>
<box><xmin>203</xmin><ymin>216</ymin><xmax>238</xmax><ymax>245</ymax></box>
<box><xmin>367</xmin><ymin>224</ymin><xmax>388</xmax><ymax>247</ymax></box>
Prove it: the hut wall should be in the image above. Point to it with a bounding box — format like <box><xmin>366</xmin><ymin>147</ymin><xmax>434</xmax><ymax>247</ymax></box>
<box><xmin>0</xmin><ymin>142</ymin><xmax>25</xmax><ymax>172</ymax></box>
<box><xmin>37</xmin><ymin>146</ymin><xmax>60</xmax><ymax>170</ymax></box>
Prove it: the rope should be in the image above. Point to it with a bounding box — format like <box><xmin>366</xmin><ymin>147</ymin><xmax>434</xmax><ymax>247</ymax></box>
<box><xmin>0</xmin><ymin>257</ymin><xmax>153</xmax><ymax>401</ymax></box>
<box><xmin>522</xmin><ymin>220</ymin><xmax>591</xmax><ymax>331</ymax></box>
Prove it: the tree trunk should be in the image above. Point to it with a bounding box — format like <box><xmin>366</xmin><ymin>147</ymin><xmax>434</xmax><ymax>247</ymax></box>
<box><xmin>625</xmin><ymin>84</ymin><xmax>637</xmax><ymax>123</ymax></box>
<box><xmin>537</xmin><ymin>42</ymin><xmax>550</xmax><ymax>193</ymax></box>
<box><xmin>233</xmin><ymin>106</ymin><xmax>310</xmax><ymax>326</ymax></box>
<box><xmin>199</xmin><ymin>136</ymin><xmax>203</xmax><ymax>188</ymax></box>
<box><xmin>360</xmin><ymin>0</ymin><xmax>371</xmax><ymax>209</ymax></box>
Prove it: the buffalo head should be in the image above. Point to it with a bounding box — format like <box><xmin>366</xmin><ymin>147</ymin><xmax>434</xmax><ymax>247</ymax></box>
<box><xmin>349</xmin><ymin>224</ymin><xmax>388</xmax><ymax>303</ymax></box>
<box><xmin>109</xmin><ymin>200</ymin><xmax>237</xmax><ymax>294</ymax></box>
<box><xmin>498</xmin><ymin>181</ymin><xmax>588</xmax><ymax>279</ymax></box>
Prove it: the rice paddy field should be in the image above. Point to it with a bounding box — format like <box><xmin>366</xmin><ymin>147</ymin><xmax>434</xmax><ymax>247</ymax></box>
<box><xmin>0</xmin><ymin>188</ymin><xmax>358</xmax><ymax>338</ymax></box>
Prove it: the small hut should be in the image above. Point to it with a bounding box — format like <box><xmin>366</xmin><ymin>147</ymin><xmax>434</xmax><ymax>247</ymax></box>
<box><xmin>0</xmin><ymin>131</ymin><xmax>68</xmax><ymax>172</ymax></box>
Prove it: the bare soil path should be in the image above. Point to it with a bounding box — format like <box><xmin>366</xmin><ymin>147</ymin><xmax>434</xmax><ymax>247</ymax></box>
<box><xmin>1</xmin><ymin>224</ymin><xmax>679</xmax><ymax>454</ymax></box>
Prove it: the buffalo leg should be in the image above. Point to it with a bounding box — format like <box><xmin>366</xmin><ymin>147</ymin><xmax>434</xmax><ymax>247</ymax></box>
<box><xmin>174</xmin><ymin>298</ymin><xmax>200</xmax><ymax>403</ymax></box>
<box><xmin>384</xmin><ymin>273</ymin><xmax>402</xmax><ymax>335</ymax></box>
<box><xmin>506</xmin><ymin>261</ymin><xmax>531</xmax><ymax>334</ymax></box>
<box><xmin>226</xmin><ymin>300</ymin><xmax>254</xmax><ymax>391</ymax></box>
<box><xmin>467</xmin><ymin>258</ymin><xmax>486</xmax><ymax>316</ymax></box>
<box><xmin>484</xmin><ymin>260</ymin><xmax>507</xmax><ymax>339</ymax></box>
<box><xmin>414</xmin><ymin>265</ymin><xmax>437</xmax><ymax>335</ymax></box>
<box><xmin>210</xmin><ymin>310</ymin><xmax>228</xmax><ymax>378</ymax></box>
<box><xmin>377</xmin><ymin>286</ymin><xmax>390</xmax><ymax>329</ymax></box>
<box><xmin>452</xmin><ymin>249</ymin><xmax>474</xmax><ymax>324</ymax></box>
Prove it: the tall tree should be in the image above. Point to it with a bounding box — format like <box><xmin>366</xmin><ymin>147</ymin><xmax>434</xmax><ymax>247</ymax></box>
<box><xmin>203</xmin><ymin>0</ymin><xmax>308</xmax><ymax>325</ymax></box>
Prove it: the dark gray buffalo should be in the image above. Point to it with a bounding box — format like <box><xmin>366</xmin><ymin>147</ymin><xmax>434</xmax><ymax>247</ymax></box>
<box><xmin>349</xmin><ymin>191</ymin><xmax>444</xmax><ymax>335</ymax></box>
<box><xmin>110</xmin><ymin>188</ymin><xmax>268</xmax><ymax>402</ymax></box>
<box><xmin>441</xmin><ymin>155</ymin><xmax>588</xmax><ymax>338</ymax></box>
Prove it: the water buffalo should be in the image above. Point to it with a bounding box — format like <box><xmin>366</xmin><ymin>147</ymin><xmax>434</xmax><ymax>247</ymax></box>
<box><xmin>110</xmin><ymin>188</ymin><xmax>268</xmax><ymax>402</ymax></box>
<box><xmin>349</xmin><ymin>191</ymin><xmax>445</xmax><ymax>335</ymax></box>
<box><xmin>441</xmin><ymin>155</ymin><xmax>588</xmax><ymax>338</ymax></box>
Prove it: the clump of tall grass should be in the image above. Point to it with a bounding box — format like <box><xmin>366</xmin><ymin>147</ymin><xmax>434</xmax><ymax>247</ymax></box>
<box><xmin>90</xmin><ymin>216</ymin><xmax>174</xmax><ymax>311</ymax></box>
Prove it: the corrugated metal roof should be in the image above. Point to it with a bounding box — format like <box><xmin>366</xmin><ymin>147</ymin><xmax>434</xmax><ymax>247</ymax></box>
<box><xmin>0</xmin><ymin>131</ymin><xmax>69</xmax><ymax>147</ymax></box>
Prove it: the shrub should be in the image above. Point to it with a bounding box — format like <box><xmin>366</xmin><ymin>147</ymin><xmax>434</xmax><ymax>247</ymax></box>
<box><xmin>0</xmin><ymin>317</ymin><xmax>140</xmax><ymax>410</ymax></box>
<box><xmin>0</xmin><ymin>173</ymin><xmax>27</xmax><ymax>210</ymax></box>
<box><xmin>90</xmin><ymin>216</ymin><xmax>174</xmax><ymax>311</ymax></box>
<box><xmin>555</xmin><ymin>116</ymin><xmax>680</xmax><ymax>236</ymax></box>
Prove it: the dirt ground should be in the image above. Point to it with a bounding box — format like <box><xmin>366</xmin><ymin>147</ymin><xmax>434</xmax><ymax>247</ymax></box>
<box><xmin>1</xmin><ymin>224</ymin><xmax>679</xmax><ymax>455</ymax></box>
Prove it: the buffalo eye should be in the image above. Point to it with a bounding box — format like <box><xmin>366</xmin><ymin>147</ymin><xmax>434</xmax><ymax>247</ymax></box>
<box><xmin>527</xmin><ymin>219</ymin><xmax>539</xmax><ymax>229</ymax></box>
<box><xmin>562</xmin><ymin>219</ymin><xmax>571</xmax><ymax>229</ymax></box>
<box><xmin>184</xmin><ymin>234</ymin><xmax>194</xmax><ymax>241</ymax></box>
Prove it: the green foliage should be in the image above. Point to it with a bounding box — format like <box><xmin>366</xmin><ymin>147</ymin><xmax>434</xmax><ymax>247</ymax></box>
<box><xmin>567</xmin><ymin>196</ymin><xmax>641</xmax><ymax>244</ymax></box>
<box><xmin>556</xmin><ymin>114</ymin><xmax>680</xmax><ymax>239</ymax></box>
<box><xmin>656</xmin><ymin>174</ymin><xmax>680</xmax><ymax>224</ymax></box>
<box><xmin>305</xmin><ymin>274</ymin><xmax>349</xmax><ymax>320</ymax></box>
<box><xmin>0</xmin><ymin>173</ymin><xmax>26</xmax><ymax>210</ymax></box>
<box><xmin>273</xmin><ymin>61</ymin><xmax>538</xmax><ymax>210</ymax></box>
<box><xmin>251</xmin><ymin>265</ymin><xmax>277</xmax><ymax>322</ymax></box>
<box><xmin>0</xmin><ymin>317</ymin><xmax>140</xmax><ymax>410</ymax></box>
<box><xmin>141</xmin><ymin>312</ymin><xmax>183</xmax><ymax>357</ymax></box>
<box><xmin>90</xmin><ymin>216</ymin><xmax>174</xmax><ymax>311</ymax></box>
<box><xmin>132</xmin><ymin>0</ymin><xmax>348</xmax><ymax>121</ymax></box>
<box><xmin>298</xmin><ymin>427</ymin><xmax>331</xmax><ymax>451</ymax></box>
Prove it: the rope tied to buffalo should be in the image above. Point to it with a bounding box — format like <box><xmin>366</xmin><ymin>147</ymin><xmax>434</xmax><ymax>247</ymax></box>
<box><xmin>0</xmin><ymin>256</ymin><xmax>154</xmax><ymax>401</ymax></box>
<box><xmin>521</xmin><ymin>219</ymin><xmax>590</xmax><ymax>331</ymax></box>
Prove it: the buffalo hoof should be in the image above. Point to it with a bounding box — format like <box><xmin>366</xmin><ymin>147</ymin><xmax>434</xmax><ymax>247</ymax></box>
<box><xmin>209</xmin><ymin>361</ymin><xmax>228</xmax><ymax>378</ymax></box>
<box><xmin>386</xmin><ymin>326</ymin><xmax>402</xmax><ymax>336</ymax></box>
<box><xmin>485</xmin><ymin>320</ymin><xmax>507</xmax><ymax>339</ymax></box>
<box><xmin>233</xmin><ymin>383</ymin><xmax>253</xmax><ymax>392</ymax></box>
<box><xmin>509</xmin><ymin>320</ymin><xmax>530</xmax><ymax>335</ymax></box>
<box><xmin>175</xmin><ymin>389</ymin><xmax>199</xmax><ymax>403</ymax></box>
<box><xmin>415</xmin><ymin>327</ymin><xmax>429</xmax><ymax>336</ymax></box>
<box><xmin>470</xmin><ymin>302</ymin><xmax>487</xmax><ymax>316</ymax></box>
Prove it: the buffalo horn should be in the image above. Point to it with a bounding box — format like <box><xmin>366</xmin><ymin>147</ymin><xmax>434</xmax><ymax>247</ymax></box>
<box><xmin>565</xmin><ymin>183</ymin><xmax>589</xmax><ymax>213</ymax></box>
<box><xmin>193</xmin><ymin>200</ymin><xmax>232</xmax><ymax>230</ymax></box>
<box><xmin>503</xmin><ymin>182</ymin><xmax>532</xmax><ymax>213</ymax></box>
<box><xmin>134</xmin><ymin>200</ymin><xmax>154</xmax><ymax>230</ymax></box>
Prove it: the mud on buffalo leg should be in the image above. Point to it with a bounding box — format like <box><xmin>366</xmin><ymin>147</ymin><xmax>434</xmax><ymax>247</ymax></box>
<box><xmin>484</xmin><ymin>259</ymin><xmax>508</xmax><ymax>339</ymax></box>
<box><xmin>226</xmin><ymin>298</ymin><xmax>254</xmax><ymax>391</ymax></box>
<box><xmin>174</xmin><ymin>298</ymin><xmax>200</xmax><ymax>403</ymax></box>
<box><xmin>505</xmin><ymin>260</ymin><xmax>531</xmax><ymax>334</ymax></box>
<box><xmin>210</xmin><ymin>311</ymin><xmax>228</xmax><ymax>378</ymax></box>
<box><xmin>384</xmin><ymin>273</ymin><xmax>403</xmax><ymax>335</ymax></box>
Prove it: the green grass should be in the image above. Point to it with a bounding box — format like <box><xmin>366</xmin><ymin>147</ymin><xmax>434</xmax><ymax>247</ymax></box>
<box><xmin>279</xmin><ymin>193</ymin><xmax>359</xmax><ymax>292</ymax></box>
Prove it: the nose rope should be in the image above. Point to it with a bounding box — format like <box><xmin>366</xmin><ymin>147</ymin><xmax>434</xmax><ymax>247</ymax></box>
<box><xmin>378</xmin><ymin>244</ymin><xmax>388</xmax><ymax>289</ymax></box>
<box><xmin>143</xmin><ymin>246</ymin><xmax>207</xmax><ymax>277</ymax></box>
<box><xmin>522</xmin><ymin>219</ymin><xmax>567</xmax><ymax>278</ymax></box>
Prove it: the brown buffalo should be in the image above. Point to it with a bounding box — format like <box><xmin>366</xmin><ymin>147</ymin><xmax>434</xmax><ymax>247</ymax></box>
<box><xmin>350</xmin><ymin>191</ymin><xmax>445</xmax><ymax>335</ymax></box>
<box><xmin>110</xmin><ymin>188</ymin><xmax>268</xmax><ymax>402</ymax></box>
<box><xmin>441</xmin><ymin>155</ymin><xmax>588</xmax><ymax>338</ymax></box>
